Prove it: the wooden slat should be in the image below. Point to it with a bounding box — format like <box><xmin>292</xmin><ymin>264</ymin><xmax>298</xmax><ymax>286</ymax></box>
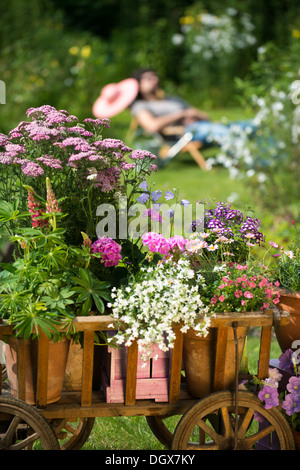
<box><xmin>16</xmin><ymin>338</ymin><xmax>26</xmax><ymax>401</ymax></box>
<box><xmin>169</xmin><ymin>326</ymin><xmax>183</xmax><ymax>404</ymax></box>
<box><xmin>36</xmin><ymin>332</ymin><xmax>50</xmax><ymax>407</ymax></box>
<box><xmin>213</xmin><ymin>327</ymin><xmax>229</xmax><ymax>391</ymax></box>
<box><xmin>81</xmin><ymin>331</ymin><xmax>95</xmax><ymax>407</ymax></box>
<box><xmin>257</xmin><ymin>325</ymin><xmax>272</xmax><ymax>379</ymax></box>
<box><xmin>125</xmin><ymin>340</ymin><xmax>138</xmax><ymax>406</ymax></box>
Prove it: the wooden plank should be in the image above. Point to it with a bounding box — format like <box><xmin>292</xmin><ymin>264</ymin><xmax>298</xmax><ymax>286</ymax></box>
<box><xmin>125</xmin><ymin>340</ymin><xmax>138</xmax><ymax>406</ymax></box>
<box><xmin>16</xmin><ymin>338</ymin><xmax>27</xmax><ymax>401</ymax></box>
<box><xmin>81</xmin><ymin>330</ymin><xmax>94</xmax><ymax>407</ymax></box>
<box><xmin>36</xmin><ymin>332</ymin><xmax>50</xmax><ymax>407</ymax></box>
<box><xmin>257</xmin><ymin>325</ymin><xmax>272</xmax><ymax>379</ymax></box>
<box><xmin>213</xmin><ymin>327</ymin><xmax>228</xmax><ymax>391</ymax></box>
<box><xmin>169</xmin><ymin>326</ymin><xmax>183</xmax><ymax>404</ymax></box>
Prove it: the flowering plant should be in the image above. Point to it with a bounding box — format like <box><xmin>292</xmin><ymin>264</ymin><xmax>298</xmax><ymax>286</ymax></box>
<box><xmin>141</xmin><ymin>234</ymin><xmax>280</xmax><ymax>314</ymax></box>
<box><xmin>0</xmin><ymin>105</ymin><xmax>157</xmax><ymax>247</ymax></box>
<box><xmin>174</xmin><ymin>7</ymin><xmax>256</xmax><ymax>60</ymax></box>
<box><xmin>108</xmin><ymin>258</ymin><xmax>211</xmax><ymax>361</ymax></box>
<box><xmin>142</xmin><ymin>201</ymin><xmax>265</xmax><ymax>265</ymax></box>
<box><xmin>264</xmin><ymin>222</ymin><xmax>300</xmax><ymax>292</ymax></box>
<box><xmin>256</xmin><ymin>349</ymin><xmax>300</xmax><ymax>432</ymax></box>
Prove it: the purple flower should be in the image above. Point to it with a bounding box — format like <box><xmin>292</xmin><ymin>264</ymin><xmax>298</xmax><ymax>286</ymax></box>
<box><xmin>287</xmin><ymin>376</ymin><xmax>300</xmax><ymax>395</ymax></box>
<box><xmin>282</xmin><ymin>393</ymin><xmax>300</xmax><ymax>416</ymax></box>
<box><xmin>151</xmin><ymin>190</ymin><xmax>162</xmax><ymax>202</ymax></box>
<box><xmin>181</xmin><ymin>199</ymin><xmax>190</xmax><ymax>207</ymax></box>
<box><xmin>258</xmin><ymin>385</ymin><xmax>279</xmax><ymax>409</ymax></box>
<box><xmin>139</xmin><ymin>181</ymin><xmax>148</xmax><ymax>191</ymax></box>
<box><xmin>137</xmin><ymin>193</ymin><xmax>149</xmax><ymax>204</ymax></box>
<box><xmin>165</xmin><ymin>209</ymin><xmax>174</xmax><ymax>219</ymax></box>
<box><xmin>165</xmin><ymin>190</ymin><xmax>174</xmax><ymax>200</ymax></box>
<box><xmin>279</xmin><ymin>349</ymin><xmax>294</xmax><ymax>372</ymax></box>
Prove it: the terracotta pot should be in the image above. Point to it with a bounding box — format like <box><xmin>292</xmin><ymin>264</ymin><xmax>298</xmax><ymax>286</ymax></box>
<box><xmin>292</xmin><ymin>430</ymin><xmax>300</xmax><ymax>450</ymax></box>
<box><xmin>4</xmin><ymin>336</ymin><xmax>70</xmax><ymax>405</ymax></box>
<box><xmin>183</xmin><ymin>326</ymin><xmax>248</xmax><ymax>399</ymax></box>
<box><xmin>63</xmin><ymin>342</ymin><xmax>104</xmax><ymax>391</ymax></box>
<box><xmin>274</xmin><ymin>289</ymin><xmax>300</xmax><ymax>352</ymax></box>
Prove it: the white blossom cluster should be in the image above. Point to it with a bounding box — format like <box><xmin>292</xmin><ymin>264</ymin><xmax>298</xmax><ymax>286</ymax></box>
<box><xmin>108</xmin><ymin>258</ymin><xmax>211</xmax><ymax>362</ymax></box>
<box><xmin>173</xmin><ymin>8</ymin><xmax>256</xmax><ymax>60</ymax></box>
<box><xmin>206</xmin><ymin>85</ymin><xmax>300</xmax><ymax>182</ymax></box>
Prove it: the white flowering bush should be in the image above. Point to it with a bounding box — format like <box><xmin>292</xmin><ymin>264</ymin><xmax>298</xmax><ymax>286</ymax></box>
<box><xmin>108</xmin><ymin>258</ymin><xmax>211</xmax><ymax>361</ymax></box>
<box><xmin>174</xmin><ymin>8</ymin><xmax>256</xmax><ymax>60</ymax></box>
<box><xmin>206</xmin><ymin>39</ymin><xmax>300</xmax><ymax>219</ymax></box>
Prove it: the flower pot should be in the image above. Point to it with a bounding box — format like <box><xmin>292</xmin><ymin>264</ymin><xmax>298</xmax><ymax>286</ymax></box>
<box><xmin>4</xmin><ymin>336</ymin><xmax>70</xmax><ymax>405</ymax></box>
<box><xmin>292</xmin><ymin>430</ymin><xmax>300</xmax><ymax>450</ymax></box>
<box><xmin>63</xmin><ymin>342</ymin><xmax>103</xmax><ymax>391</ymax></box>
<box><xmin>183</xmin><ymin>326</ymin><xmax>248</xmax><ymax>399</ymax></box>
<box><xmin>274</xmin><ymin>289</ymin><xmax>300</xmax><ymax>352</ymax></box>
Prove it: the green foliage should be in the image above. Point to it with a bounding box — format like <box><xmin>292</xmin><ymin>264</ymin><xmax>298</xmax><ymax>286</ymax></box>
<box><xmin>0</xmin><ymin>195</ymin><xmax>111</xmax><ymax>339</ymax></box>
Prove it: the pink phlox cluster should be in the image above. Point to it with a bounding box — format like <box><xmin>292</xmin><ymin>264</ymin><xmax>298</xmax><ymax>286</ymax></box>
<box><xmin>91</xmin><ymin>237</ymin><xmax>122</xmax><ymax>267</ymax></box>
<box><xmin>142</xmin><ymin>232</ymin><xmax>186</xmax><ymax>256</ymax></box>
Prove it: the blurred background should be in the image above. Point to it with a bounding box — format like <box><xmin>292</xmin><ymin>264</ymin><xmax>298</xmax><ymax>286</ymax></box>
<box><xmin>1</xmin><ymin>0</ymin><xmax>300</xmax><ymax>238</ymax></box>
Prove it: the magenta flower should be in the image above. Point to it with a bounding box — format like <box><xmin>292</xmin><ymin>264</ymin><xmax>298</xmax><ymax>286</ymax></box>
<box><xmin>91</xmin><ymin>237</ymin><xmax>122</xmax><ymax>267</ymax></box>
<box><xmin>142</xmin><ymin>208</ymin><xmax>162</xmax><ymax>222</ymax></box>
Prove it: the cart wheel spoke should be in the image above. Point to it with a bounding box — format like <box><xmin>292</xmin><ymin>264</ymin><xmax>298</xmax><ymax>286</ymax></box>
<box><xmin>238</xmin><ymin>407</ymin><xmax>254</xmax><ymax>439</ymax></box>
<box><xmin>244</xmin><ymin>424</ymin><xmax>275</xmax><ymax>448</ymax></box>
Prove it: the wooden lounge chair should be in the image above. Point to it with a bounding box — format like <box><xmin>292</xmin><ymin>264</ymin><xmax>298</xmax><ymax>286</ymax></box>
<box><xmin>127</xmin><ymin>119</ymin><xmax>207</xmax><ymax>170</ymax></box>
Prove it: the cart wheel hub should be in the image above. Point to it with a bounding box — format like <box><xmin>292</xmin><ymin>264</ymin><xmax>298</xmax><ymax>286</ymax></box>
<box><xmin>218</xmin><ymin>438</ymin><xmax>248</xmax><ymax>450</ymax></box>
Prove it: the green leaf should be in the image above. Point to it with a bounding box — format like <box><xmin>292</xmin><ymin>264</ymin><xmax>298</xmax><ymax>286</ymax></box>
<box><xmin>93</xmin><ymin>294</ymin><xmax>105</xmax><ymax>313</ymax></box>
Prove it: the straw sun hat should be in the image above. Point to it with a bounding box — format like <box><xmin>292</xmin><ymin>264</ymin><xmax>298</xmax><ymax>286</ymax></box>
<box><xmin>92</xmin><ymin>78</ymin><xmax>139</xmax><ymax>118</ymax></box>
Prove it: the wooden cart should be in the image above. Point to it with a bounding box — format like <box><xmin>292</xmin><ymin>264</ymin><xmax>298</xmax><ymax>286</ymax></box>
<box><xmin>0</xmin><ymin>308</ymin><xmax>296</xmax><ymax>450</ymax></box>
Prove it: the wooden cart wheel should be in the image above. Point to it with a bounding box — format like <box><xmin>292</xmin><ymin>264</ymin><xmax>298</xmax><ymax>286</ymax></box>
<box><xmin>171</xmin><ymin>390</ymin><xmax>295</xmax><ymax>450</ymax></box>
<box><xmin>2</xmin><ymin>364</ymin><xmax>7</xmax><ymax>381</ymax></box>
<box><xmin>146</xmin><ymin>415</ymin><xmax>182</xmax><ymax>448</ymax></box>
<box><xmin>0</xmin><ymin>396</ymin><xmax>59</xmax><ymax>450</ymax></box>
<box><xmin>50</xmin><ymin>417</ymin><xmax>95</xmax><ymax>450</ymax></box>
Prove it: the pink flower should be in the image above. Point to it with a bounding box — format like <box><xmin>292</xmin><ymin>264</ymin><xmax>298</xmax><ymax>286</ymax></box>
<box><xmin>219</xmin><ymin>295</ymin><xmax>225</xmax><ymax>302</ymax></box>
<box><xmin>25</xmin><ymin>185</ymin><xmax>48</xmax><ymax>229</ymax></box>
<box><xmin>91</xmin><ymin>237</ymin><xmax>122</xmax><ymax>267</ymax></box>
<box><xmin>241</xmin><ymin>300</ymin><xmax>246</xmax><ymax>306</ymax></box>
<box><xmin>244</xmin><ymin>291</ymin><xmax>253</xmax><ymax>299</ymax></box>
<box><xmin>269</xmin><ymin>241</ymin><xmax>279</xmax><ymax>248</ymax></box>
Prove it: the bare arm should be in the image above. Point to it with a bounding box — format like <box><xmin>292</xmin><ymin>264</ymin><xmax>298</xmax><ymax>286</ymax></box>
<box><xmin>135</xmin><ymin>107</ymin><xmax>210</xmax><ymax>134</ymax></box>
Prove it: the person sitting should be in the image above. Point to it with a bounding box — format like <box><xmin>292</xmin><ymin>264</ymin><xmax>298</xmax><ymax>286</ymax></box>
<box><xmin>92</xmin><ymin>68</ymin><xmax>254</xmax><ymax>146</ymax></box>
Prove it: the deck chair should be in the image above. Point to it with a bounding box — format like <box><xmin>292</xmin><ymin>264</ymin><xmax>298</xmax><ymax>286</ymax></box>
<box><xmin>127</xmin><ymin>118</ymin><xmax>207</xmax><ymax>170</ymax></box>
